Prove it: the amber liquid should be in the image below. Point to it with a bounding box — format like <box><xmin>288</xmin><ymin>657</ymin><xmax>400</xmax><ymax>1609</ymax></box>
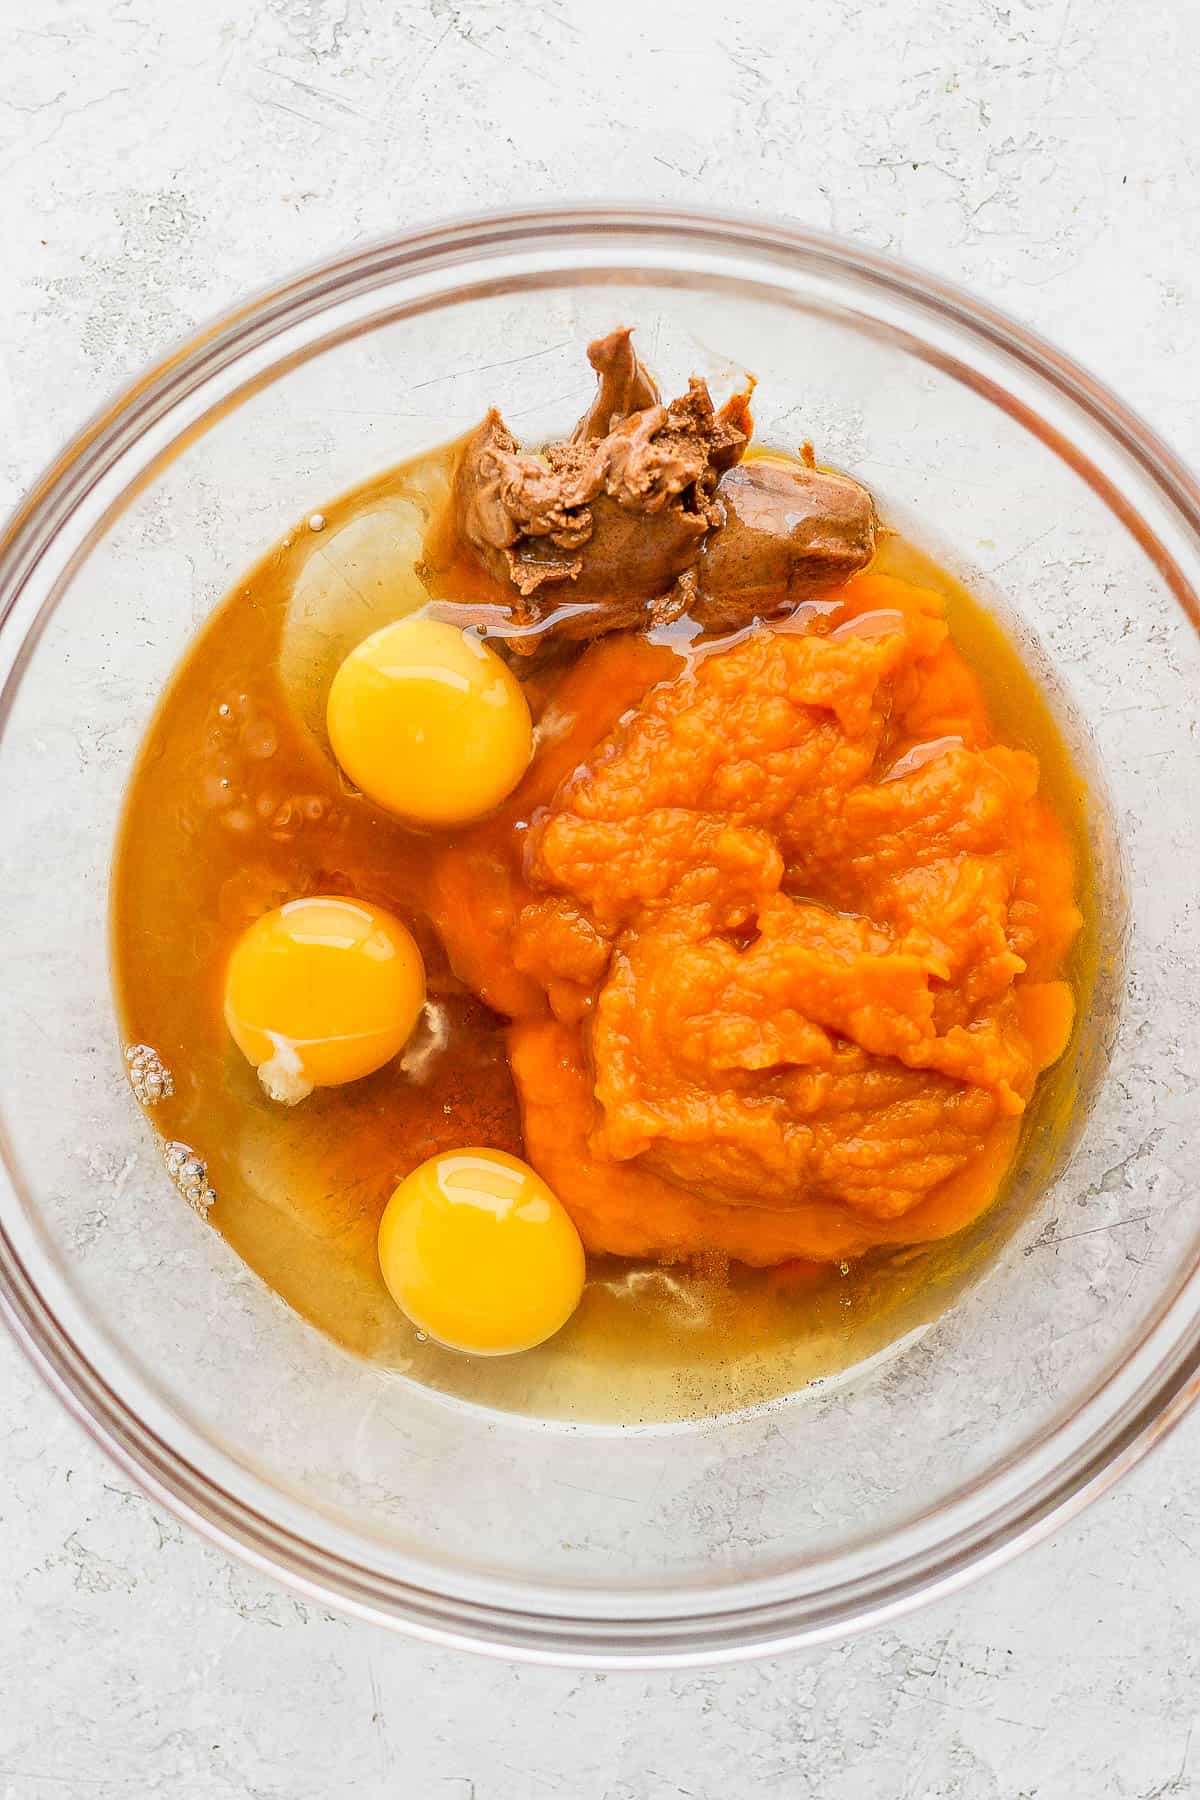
<box><xmin>111</xmin><ymin>444</ymin><xmax>1097</xmax><ymax>1424</ymax></box>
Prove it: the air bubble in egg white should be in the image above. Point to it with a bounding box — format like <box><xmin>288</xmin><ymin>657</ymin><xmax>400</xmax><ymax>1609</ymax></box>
<box><xmin>125</xmin><ymin>1043</ymin><xmax>174</xmax><ymax>1106</ymax></box>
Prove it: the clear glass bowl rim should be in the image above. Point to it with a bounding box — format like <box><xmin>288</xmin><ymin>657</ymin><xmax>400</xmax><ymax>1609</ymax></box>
<box><xmin>1</xmin><ymin>201</ymin><xmax>1199</xmax><ymax>1668</ymax></box>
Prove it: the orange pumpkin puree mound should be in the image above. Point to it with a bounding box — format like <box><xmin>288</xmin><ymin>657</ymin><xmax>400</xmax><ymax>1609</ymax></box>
<box><xmin>429</xmin><ymin>572</ymin><xmax>1082</xmax><ymax>1267</ymax></box>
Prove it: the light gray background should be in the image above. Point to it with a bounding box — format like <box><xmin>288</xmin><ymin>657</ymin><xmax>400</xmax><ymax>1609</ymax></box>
<box><xmin>2</xmin><ymin>2</ymin><xmax>1198</xmax><ymax>1795</ymax></box>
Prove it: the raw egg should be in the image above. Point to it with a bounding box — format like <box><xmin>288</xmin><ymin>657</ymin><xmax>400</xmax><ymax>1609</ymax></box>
<box><xmin>223</xmin><ymin>895</ymin><xmax>425</xmax><ymax>1104</ymax></box>
<box><xmin>326</xmin><ymin>616</ymin><xmax>532</xmax><ymax>825</ymax></box>
<box><xmin>377</xmin><ymin>1148</ymin><xmax>585</xmax><ymax>1355</ymax></box>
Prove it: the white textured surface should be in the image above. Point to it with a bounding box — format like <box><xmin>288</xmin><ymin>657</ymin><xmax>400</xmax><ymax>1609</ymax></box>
<box><xmin>2</xmin><ymin>1</ymin><xmax>1199</xmax><ymax>1795</ymax></box>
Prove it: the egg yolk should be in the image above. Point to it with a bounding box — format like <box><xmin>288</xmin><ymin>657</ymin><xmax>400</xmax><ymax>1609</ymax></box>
<box><xmin>326</xmin><ymin>616</ymin><xmax>532</xmax><ymax>826</ymax></box>
<box><xmin>223</xmin><ymin>895</ymin><xmax>425</xmax><ymax>1104</ymax></box>
<box><xmin>377</xmin><ymin>1148</ymin><xmax>585</xmax><ymax>1355</ymax></box>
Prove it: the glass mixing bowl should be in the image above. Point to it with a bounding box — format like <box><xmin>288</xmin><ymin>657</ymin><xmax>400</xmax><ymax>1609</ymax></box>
<box><xmin>1</xmin><ymin>206</ymin><xmax>1198</xmax><ymax>1667</ymax></box>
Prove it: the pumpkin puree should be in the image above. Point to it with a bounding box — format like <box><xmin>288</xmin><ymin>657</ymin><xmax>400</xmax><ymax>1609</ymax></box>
<box><xmin>430</xmin><ymin>571</ymin><xmax>1082</xmax><ymax>1266</ymax></box>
